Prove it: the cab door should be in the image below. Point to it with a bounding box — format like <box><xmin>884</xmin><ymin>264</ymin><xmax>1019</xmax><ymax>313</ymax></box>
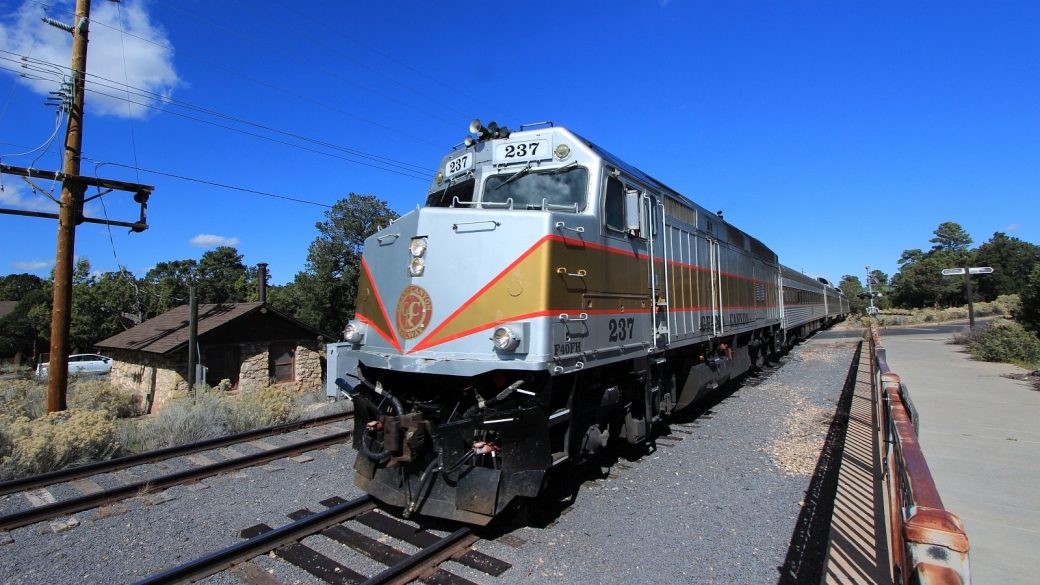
<box><xmin>644</xmin><ymin>193</ymin><xmax>668</xmax><ymax>350</ymax></box>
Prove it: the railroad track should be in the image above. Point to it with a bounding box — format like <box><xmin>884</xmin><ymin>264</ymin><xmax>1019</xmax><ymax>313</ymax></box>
<box><xmin>133</xmin><ymin>494</ymin><xmax>511</xmax><ymax>585</ymax></box>
<box><xmin>0</xmin><ymin>412</ymin><xmax>354</xmax><ymax>531</ymax></box>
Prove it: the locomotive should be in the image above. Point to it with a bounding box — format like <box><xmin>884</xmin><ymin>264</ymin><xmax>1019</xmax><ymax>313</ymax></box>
<box><xmin>327</xmin><ymin>120</ymin><xmax>849</xmax><ymax>525</ymax></box>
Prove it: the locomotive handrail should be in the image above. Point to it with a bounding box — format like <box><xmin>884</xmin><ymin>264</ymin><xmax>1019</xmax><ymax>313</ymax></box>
<box><xmin>555</xmin><ymin>221</ymin><xmax>585</xmax><ymax>233</ymax></box>
<box><xmin>556</xmin><ymin>267</ymin><xmax>587</xmax><ymax>278</ymax></box>
<box><xmin>481</xmin><ymin>198</ymin><xmax>514</xmax><ymax>209</ymax></box>
<box><xmin>450</xmin><ymin>196</ymin><xmax>481</xmax><ymax>208</ymax></box>
<box><xmin>870</xmin><ymin>323</ymin><xmax>971</xmax><ymax>584</ymax></box>
<box><xmin>558</xmin><ymin>312</ymin><xmax>589</xmax><ymax>322</ymax></box>
<box><xmin>519</xmin><ymin>121</ymin><xmax>553</xmax><ymax>130</ymax></box>
<box><xmin>376</xmin><ymin>233</ymin><xmax>399</xmax><ymax>243</ymax></box>
<box><xmin>452</xmin><ymin>219</ymin><xmax>501</xmax><ymax>231</ymax></box>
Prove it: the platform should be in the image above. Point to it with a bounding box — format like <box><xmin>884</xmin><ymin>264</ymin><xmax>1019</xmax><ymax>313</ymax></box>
<box><xmin>880</xmin><ymin>324</ymin><xmax>1040</xmax><ymax>585</ymax></box>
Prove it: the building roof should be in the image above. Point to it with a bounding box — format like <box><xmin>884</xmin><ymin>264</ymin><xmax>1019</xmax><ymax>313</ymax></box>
<box><xmin>0</xmin><ymin>301</ymin><xmax>16</xmax><ymax>319</ymax></box>
<box><xmin>95</xmin><ymin>302</ymin><xmax>333</xmax><ymax>355</ymax></box>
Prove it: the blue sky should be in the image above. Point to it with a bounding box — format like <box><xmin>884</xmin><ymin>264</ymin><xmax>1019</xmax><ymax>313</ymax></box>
<box><xmin>0</xmin><ymin>0</ymin><xmax>1036</xmax><ymax>285</ymax></box>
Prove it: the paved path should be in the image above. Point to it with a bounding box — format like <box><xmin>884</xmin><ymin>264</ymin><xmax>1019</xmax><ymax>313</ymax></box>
<box><xmin>879</xmin><ymin>324</ymin><xmax>1040</xmax><ymax>585</ymax></box>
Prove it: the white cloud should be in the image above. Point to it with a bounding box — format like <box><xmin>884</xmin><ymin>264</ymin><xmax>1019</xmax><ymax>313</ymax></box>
<box><xmin>189</xmin><ymin>234</ymin><xmax>240</xmax><ymax>248</ymax></box>
<box><xmin>1005</xmin><ymin>223</ymin><xmax>1020</xmax><ymax>231</ymax></box>
<box><xmin>0</xmin><ymin>181</ymin><xmax>59</xmax><ymax>212</ymax></box>
<box><xmin>11</xmin><ymin>259</ymin><xmax>54</xmax><ymax>270</ymax></box>
<box><xmin>0</xmin><ymin>0</ymin><xmax>182</xmax><ymax>119</ymax></box>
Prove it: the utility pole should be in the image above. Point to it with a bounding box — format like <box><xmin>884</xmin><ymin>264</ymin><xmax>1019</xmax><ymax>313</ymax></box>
<box><xmin>188</xmin><ymin>285</ymin><xmax>198</xmax><ymax>400</ymax></box>
<box><xmin>865</xmin><ymin>265</ymin><xmax>876</xmax><ymax>315</ymax></box>
<box><xmin>0</xmin><ymin>0</ymin><xmax>154</xmax><ymax>413</ymax></box>
<box><xmin>46</xmin><ymin>0</ymin><xmax>91</xmax><ymax>413</ymax></box>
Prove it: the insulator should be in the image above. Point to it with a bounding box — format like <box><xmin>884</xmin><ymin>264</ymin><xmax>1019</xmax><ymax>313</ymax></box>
<box><xmin>41</xmin><ymin>17</ymin><xmax>74</xmax><ymax>34</ymax></box>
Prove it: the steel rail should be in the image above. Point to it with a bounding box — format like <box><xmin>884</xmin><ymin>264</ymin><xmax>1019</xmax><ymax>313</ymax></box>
<box><xmin>0</xmin><ymin>429</ymin><xmax>353</xmax><ymax>531</ymax></box>
<box><xmin>360</xmin><ymin>526</ymin><xmax>477</xmax><ymax>585</ymax></box>
<box><xmin>0</xmin><ymin>411</ymin><xmax>353</xmax><ymax>497</ymax></box>
<box><xmin>131</xmin><ymin>495</ymin><xmax>377</xmax><ymax>585</ymax></box>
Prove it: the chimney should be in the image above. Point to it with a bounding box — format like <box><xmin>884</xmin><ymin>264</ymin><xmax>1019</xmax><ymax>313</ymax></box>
<box><xmin>257</xmin><ymin>263</ymin><xmax>268</xmax><ymax>303</ymax></box>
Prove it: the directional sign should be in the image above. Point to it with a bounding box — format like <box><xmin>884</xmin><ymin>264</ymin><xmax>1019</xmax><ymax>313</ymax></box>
<box><xmin>941</xmin><ymin>267</ymin><xmax>993</xmax><ymax>276</ymax></box>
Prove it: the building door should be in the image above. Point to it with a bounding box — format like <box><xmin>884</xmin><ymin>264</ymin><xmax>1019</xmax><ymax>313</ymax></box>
<box><xmin>205</xmin><ymin>347</ymin><xmax>239</xmax><ymax>388</ymax></box>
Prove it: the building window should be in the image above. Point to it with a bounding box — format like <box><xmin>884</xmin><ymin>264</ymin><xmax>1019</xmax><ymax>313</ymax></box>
<box><xmin>270</xmin><ymin>343</ymin><xmax>295</xmax><ymax>383</ymax></box>
<box><xmin>205</xmin><ymin>347</ymin><xmax>240</xmax><ymax>389</ymax></box>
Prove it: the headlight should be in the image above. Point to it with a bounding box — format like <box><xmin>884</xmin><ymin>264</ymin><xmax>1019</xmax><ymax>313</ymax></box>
<box><xmin>492</xmin><ymin>325</ymin><xmax>520</xmax><ymax>351</ymax></box>
<box><xmin>408</xmin><ymin>257</ymin><xmax>425</xmax><ymax>277</ymax></box>
<box><xmin>435</xmin><ymin>170</ymin><xmax>444</xmax><ymax>184</ymax></box>
<box><xmin>554</xmin><ymin>143</ymin><xmax>571</xmax><ymax>160</ymax></box>
<box><xmin>410</xmin><ymin>237</ymin><xmax>427</xmax><ymax>257</ymax></box>
<box><xmin>343</xmin><ymin>323</ymin><xmax>365</xmax><ymax>344</ymax></box>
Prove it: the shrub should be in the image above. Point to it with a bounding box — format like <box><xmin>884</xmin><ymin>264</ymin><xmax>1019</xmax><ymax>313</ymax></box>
<box><xmin>967</xmin><ymin>322</ymin><xmax>1040</xmax><ymax>367</ymax></box>
<box><xmin>1019</xmin><ymin>265</ymin><xmax>1040</xmax><ymax>334</ymax></box>
<box><xmin>69</xmin><ymin>381</ymin><xmax>140</xmax><ymax>419</ymax></box>
<box><xmin>949</xmin><ymin>326</ymin><xmax>983</xmax><ymax>346</ymax></box>
<box><xmin>0</xmin><ymin>409</ymin><xmax>118</xmax><ymax>480</ymax></box>
<box><xmin>134</xmin><ymin>389</ymin><xmax>232</xmax><ymax>451</ymax></box>
<box><xmin>0</xmin><ymin>379</ymin><xmax>47</xmax><ymax>420</ymax></box>
<box><xmin>225</xmin><ymin>385</ymin><xmax>301</xmax><ymax>434</ymax></box>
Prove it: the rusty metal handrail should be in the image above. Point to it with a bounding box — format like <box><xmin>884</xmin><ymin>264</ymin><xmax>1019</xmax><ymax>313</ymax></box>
<box><xmin>870</xmin><ymin>324</ymin><xmax>971</xmax><ymax>584</ymax></box>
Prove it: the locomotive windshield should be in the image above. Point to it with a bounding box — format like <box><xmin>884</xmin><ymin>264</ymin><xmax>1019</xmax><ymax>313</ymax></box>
<box><xmin>425</xmin><ymin>178</ymin><xmax>474</xmax><ymax>208</ymax></box>
<box><xmin>482</xmin><ymin>167</ymin><xmax>587</xmax><ymax>211</ymax></box>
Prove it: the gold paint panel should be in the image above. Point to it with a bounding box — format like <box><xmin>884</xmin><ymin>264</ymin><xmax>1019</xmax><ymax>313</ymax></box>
<box><xmin>356</xmin><ymin>266</ymin><xmax>392</xmax><ymax>337</ymax></box>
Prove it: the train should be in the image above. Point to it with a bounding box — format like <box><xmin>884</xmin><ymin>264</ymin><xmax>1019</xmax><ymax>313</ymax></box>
<box><xmin>327</xmin><ymin>120</ymin><xmax>849</xmax><ymax>525</ymax></box>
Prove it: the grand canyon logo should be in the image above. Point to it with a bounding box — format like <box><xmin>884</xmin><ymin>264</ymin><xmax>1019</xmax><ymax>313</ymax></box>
<box><xmin>395</xmin><ymin>285</ymin><xmax>433</xmax><ymax>340</ymax></box>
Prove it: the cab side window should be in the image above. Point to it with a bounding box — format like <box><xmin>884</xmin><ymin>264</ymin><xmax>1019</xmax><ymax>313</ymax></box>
<box><xmin>604</xmin><ymin>176</ymin><xmax>625</xmax><ymax>232</ymax></box>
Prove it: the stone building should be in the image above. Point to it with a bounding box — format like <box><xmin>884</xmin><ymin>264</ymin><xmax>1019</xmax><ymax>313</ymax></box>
<box><xmin>95</xmin><ymin>302</ymin><xmax>334</xmax><ymax>412</ymax></box>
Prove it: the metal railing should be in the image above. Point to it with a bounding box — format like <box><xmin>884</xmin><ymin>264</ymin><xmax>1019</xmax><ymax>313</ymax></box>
<box><xmin>871</xmin><ymin>324</ymin><xmax>971</xmax><ymax>585</ymax></box>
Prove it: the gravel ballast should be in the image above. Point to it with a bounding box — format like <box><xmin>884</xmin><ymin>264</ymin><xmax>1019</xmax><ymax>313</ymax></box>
<box><xmin>0</xmin><ymin>341</ymin><xmax>858</xmax><ymax>585</ymax></box>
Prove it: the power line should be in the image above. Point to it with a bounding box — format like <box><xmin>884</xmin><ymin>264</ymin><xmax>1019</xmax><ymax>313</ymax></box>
<box><xmin>1</xmin><ymin>52</ymin><xmax>437</xmax><ymax>178</ymax></box>
<box><xmin>114</xmin><ymin>0</ymin><xmax>142</xmax><ymax>184</ymax></box>
<box><xmin>265</xmin><ymin>0</ymin><xmax>522</xmax><ymax>124</ymax></box>
<box><xmin>229</xmin><ymin>0</ymin><xmax>474</xmax><ymax>121</ymax></box>
<box><xmin>0</xmin><ymin>5</ymin><xmax>47</xmax><ymax>129</ymax></box>
<box><xmin>24</xmin><ymin>0</ymin><xmax>449</xmax><ymax>150</ymax></box>
<box><xmin>82</xmin><ymin>84</ymin><xmax>431</xmax><ymax>180</ymax></box>
<box><xmin>92</xmin><ymin>160</ymin><xmax>335</xmax><ymax>208</ymax></box>
<box><xmin>0</xmin><ymin>140</ymin><xmax>336</xmax><ymax>209</ymax></box>
<box><xmin>146</xmin><ymin>0</ymin><xmax>461</xmax><ymax>127</ymax></box>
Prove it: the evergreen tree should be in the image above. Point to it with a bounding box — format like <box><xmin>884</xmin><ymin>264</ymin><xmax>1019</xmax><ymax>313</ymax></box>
<box><xmin>929</xmin><ymin>222</ymin><xmax>973</xmax><ymax>254</ymax></box>
<box><xmin>275</xmin><ymin>193</ymin><xmax>396</xmax><ymax>335</ymax></box>
<box><xmin>970</xmin><ymin>232</ymin><xmax>1040</xmax><ymax>301</ymax></box>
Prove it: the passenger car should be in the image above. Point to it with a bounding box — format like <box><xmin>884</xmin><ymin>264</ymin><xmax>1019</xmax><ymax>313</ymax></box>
<box><xmin>36</xmin><ymin>354</ymin><xmax>113</xmax><ymax>376</ymax></box>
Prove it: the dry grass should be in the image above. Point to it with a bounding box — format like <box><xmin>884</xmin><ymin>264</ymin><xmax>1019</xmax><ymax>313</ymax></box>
<box><xmin>763</xmin><ymin>345</ymin><xmax>850</xmax><ymax>476</ymax></box>
<box><xmin>91</xmin><ymin>503</ymin><xmax>130</xmax><ymax>521</ymax></box>
<box><xmin>770</xmin><ymin>404</ymin><xmax>831</xmax><ymax>476</ymax></box>
<box><xmin>871</xmin><ymin>294</ymin><xmax>1019</xmax><ymax>327</ymax></box>
<box><xmin>0</xmin><ymin>379</ymin><xmax>334</xmax><ymax>480</ymax></box>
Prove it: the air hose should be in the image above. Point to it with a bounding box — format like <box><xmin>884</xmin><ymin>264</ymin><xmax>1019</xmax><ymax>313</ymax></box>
<box><xmin>359</xmin><ymin>425</ymin><xmax>391</xmax><ymax>463</ymax></box>
<box><xmin>355</xmin><ymin>366</ymin><xmax>404</xmax><ymax>416</ymax></box>
<box><xmin>462</xmin><ymin>378</ymin><xmax>527</xmax><ymax>419</ymax></box>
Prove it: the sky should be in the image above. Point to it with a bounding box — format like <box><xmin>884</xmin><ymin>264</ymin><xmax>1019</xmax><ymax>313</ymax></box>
<box><xmin>0</xmin><ymin>0</ymin><xmax>1036</xmax><ymax>286</ymax></box>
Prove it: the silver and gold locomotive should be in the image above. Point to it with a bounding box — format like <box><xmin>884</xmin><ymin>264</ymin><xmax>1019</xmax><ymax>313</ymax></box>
<box><xmin>327</xmin><ymin>121</ymin><xmax>849</xmax><ymax>524</ymax></box>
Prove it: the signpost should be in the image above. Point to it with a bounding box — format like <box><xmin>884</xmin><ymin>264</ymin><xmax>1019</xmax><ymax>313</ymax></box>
<box><xmin>941</xmin><ymin>267</ymin><xmax>994</xmax><ymax>329</ymax></box>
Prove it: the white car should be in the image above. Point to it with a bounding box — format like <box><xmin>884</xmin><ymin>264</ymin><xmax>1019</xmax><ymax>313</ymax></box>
<box><xmin>36</xmin><ymin>354</ymin><xmax>113</xmax><ymax>377</ymax></box>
